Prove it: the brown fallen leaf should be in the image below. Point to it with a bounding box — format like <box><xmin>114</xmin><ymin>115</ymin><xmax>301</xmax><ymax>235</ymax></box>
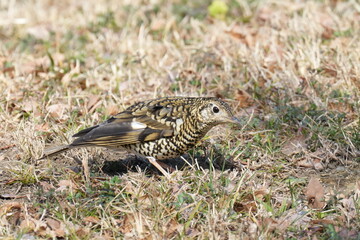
<box><xmin>56</xmin><ymin>180</ymin><xmax>78</xmax><ymax>192</ymax></box>
<box><xmin>83</xmin><ymin>216</ymin><xmax>100</xmax><ymax>224</ymax></box>
<box><xmin>0</xmin><ymin>202</ymin><xmax>22</xmax><ymax>215</ymax></box>
<box><xmin>340</xmin><ymin>198</ymin><xmax>357</xmax><ymax>220</ymax></box>
<box><xmin>224</xmin><ymin>25</ymin><xmax>256</xmax><ymax>47</ymax></box>
<box><xmin>46</xmin><ymin>218</ymin><xmax>65</xmax><ymax>237</ymax></box>
<box><xmin>297</xmin><ymin>159</ymin><xmax>324</xmax><ymax>170</ymax></box>
<box><xmin>20</xmin><ymin>56</ymin><xmax>50</xmax><ymax>75</ymax></box>
<box><xmin>256</xmin><ymin>7</ymin><xmax>272</xmax><ymax>23</ymax></box>
<box><xmin>338</xmin><ymin>228</ymin><xmax>359</xmax><ymax>240</ymax></box>
<box><xmin>39</xmin><ymin>181</ymin><xmax>55</xmax><ymax>193</ymax></box>
<box><xmin>0</xmin><ymin>202</ymin><xmax>23</xmax><ymax>227</ymax></box>
<box><xmin>46</xmin><ymin>218</ymin><xmax>61</xmax><ymax>230</ymax></box>
<box><xmin>328</xmin><ymin>101</ymin><xmax>354</xmax><ymax>115</ymax></box>
<box><xmin>61</xmin><ymin>72</ymin><xmax>72</xmax><ymax>87</ymax></box>
<box><xmin>254</xmin><ymin>188</ymin><xmax>270</xmax><ymax>199</ymax></box>
<box><xmin>35</xmin><ymin>123</ymin><xmax>50</xmax><ymax>133</ymax></box>
<box><xmin>281</xmin><ymin>135</ymin><xmax>307</xmax><ymax>156</ymax></box>
<box><xmin>233</xmin><ymin>187</ymin><xmax>270</xmax><ymax>213</ymax></box>
<box><xmin>22</xmin><ymin>99</ymin><xmax>39</xmax><ymax>113</ymax></box>
<box><xmin>233</xmin><ymin>201</ymin><xmax>257</xmax><ymax>212</ymax></box>
<box><xmin>260</xmin><ymin>217</ymin><xmax>278</xmax><ymax>233</ymax></box>
<box><xmin>76</xmin><ymin>227</ymin><xmax>90</xmax><ymax>238</ymax></box>
<box><xmin>119</xmin><ymin>214</ymin><xmax>134</xmax><ymax>234</ymax></box>
<box><xmin>164</xmin><ymin>219</ymin><xmax>180</xmax><ymax>238</ymax></box>
<box><xmin>275</xmin><ymin>205</ymin><xmax>312</xmax><ymax>232</ymax></box>
<box><xmin>20</xmin><ymin>218</ymin><xmax>36</xmax><ymax>231</ymax></box>
<box><xmin>86</xmin><ymin>95</ymin><xmax>101</xmax><ymax>114</ymax></box>
<box><xmin>305</xmin><ymin>177</ymin><xmax>326</xmax><ymax>209</ymax></box>
<box><xmin>321</xmin><ymin>64</ymin><xmax>338</xmax><ymax>77</ymax></box>
<box><xmin>46</xmin><ymin>103</ymin><xmax>68</xmax><ymax>119</ymax></box>
<box><xmin>234</xmin><ymin>89</ymin><xmax>254</xmax><ymax>108</ymax></box>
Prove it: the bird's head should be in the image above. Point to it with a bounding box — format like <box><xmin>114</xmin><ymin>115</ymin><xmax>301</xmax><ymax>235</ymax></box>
<box><xmin>196</xmin><ymin>98</ymin><xmax>240</xmax><ymax>126</ymax></box>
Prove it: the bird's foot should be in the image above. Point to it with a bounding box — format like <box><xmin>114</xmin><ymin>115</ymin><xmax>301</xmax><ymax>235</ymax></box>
<box><xmin>146</xmin><ymin>157</ymin><xmax>171</xmax><ymax>179</ymax></box>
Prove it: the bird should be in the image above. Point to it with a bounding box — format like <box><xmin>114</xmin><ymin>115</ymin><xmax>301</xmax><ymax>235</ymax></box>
<box><xmin>41</xmin><ymin>96</ymin><xmax>240</xmax><ymax>178</ymax></box>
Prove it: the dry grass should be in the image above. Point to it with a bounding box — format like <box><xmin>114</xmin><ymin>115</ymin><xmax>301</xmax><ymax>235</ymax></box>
<box><xmin>0</xmin><ymin>0</ymin><xmax>359</xmax><ymax>239</ymax></box>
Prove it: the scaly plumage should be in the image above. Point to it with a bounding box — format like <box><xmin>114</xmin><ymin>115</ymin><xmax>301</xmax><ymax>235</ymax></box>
<box><xmin>41</xmin><ymin>96</ymin><xmax>240</xmax><ymax>176</ymax></box>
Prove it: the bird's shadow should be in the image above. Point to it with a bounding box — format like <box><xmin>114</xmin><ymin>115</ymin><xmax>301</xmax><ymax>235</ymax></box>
<box><xmin>100</xmin><ymin>152</ymin><xmax>236</xmax><ymax>176</ymax></box>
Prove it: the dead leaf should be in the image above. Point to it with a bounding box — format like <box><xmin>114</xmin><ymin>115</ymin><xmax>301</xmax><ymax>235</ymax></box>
<box><xmin>0</xmin><ymin>202</ymin><xmax>22</xmax><ymax>215</ymax></box>
<box><xmin>22</xmin><ymin>99</ymin><xmax>39</xmax><ymax>113</ymax></box>
<box><xmin>86</xmin><ymin>95</ymin><xmax>101</xmax><ymax>114</ymax></box>
<box><xmin>234</xmin><ymin>89</ymin><xmax>254</xmax><ymax>108</ymax></box>
<box><xmin>254</xmin><ymin>188</ymin><xmax>269</xmax><ymax>199</ymax></box>
<box><xmin>46</xmin><ymin>218</ymin><xmax>60</xmax><ymax>230</ymax></box>
<box><xmin>322</xmin><ymin>64</ymin><xmax>338</xmax><ymax>77</ymax></box>
<box><xmin>61</xmin><ymin>63</ymin><xmax>80</xmax><ymax>87</ymax></box>
<box><xmin>256</xmin><ymin>7</ymin><xmax>272</xmax><ymax>23</ymax></box>
<box><xmin>321</xmin><ymin>26</ymin><xmax>334</xmax><ymax>40</ymax></box>
<box><xmin>233</xmin><ymin>201</ymin><xmax>257</xmax><ymax>212</ymax></box>
<box><xmin>233</xmin><ymin>187</ymin><xmax>270</xmax><ymax>213</ymax></box>
<box><xmin>46</xmin><ymin>218</ymin><xmax>65</xmax><ymax>237</ymax></box>
<box><xmin>185</xmin><ymin>228</ymin><xmax>201</xmax><ymax>238</ymax></box>
<box><xmin>318</xmin><ymin>13</ymin><xmax>335</xmax><ymax>40</ymax></box>
<box><xmin>224</xmin><ymin>26</ymin><xmax>255</xmax><ymax>47</ymax></box>
<box><xmin>20</xmin><ymin>218</ymin><xmax>36</xmax><ymax>231</ymax></box>
<box><xmin>20</xmin><ymin>56</ymin><xmax>50</xmax><ymax>75</ymax></box>
<box><xmin>305</xmin><ymin>177</ymin><xmax>326</xmax><ymax>209</ymax></box>
<box><xmin>35</xmin><ymin>123</ymin><xmax>51</xmax><ymax>133</ymax></box>
<box><xmin>338</xmin><ymin>228</ymin><xmax>359</xmax><ymax>240</ymax></box>
<box><xmin>225</xmin><ymin>28</ymin><xmax>247</xmax><ymax>40</ymax></box>
<box><xmin>297</xmin><ymin>159</ymin><xmax>324</xmax><ymax>170</ymax></box>
<box><xmin>340</xmin><ymin>198</ymin><xmax>357</xmax><ymax>220</ymax></box>
<box><xmin>328</xmin><ymin>101</ymin><xmax>354</xmax><ymax>115</ymax></box>
<box><xmin>61</xmin><ymin>72</ymin><xmax>72</xmax><ymax>87</ymax></box>
<box><xmin>164</xmin><ymin>219</ymin><xmax>179</xmax><ymax>238</ymax></box>
<box><xmin>46</xmin><ymin>104</ymin><xmax>68</xmax><ymax>119</ymax></box>
<box><xmin>39</xmin><ymin>181</ymin><xmax>55</xmax><ymax>193</ymax></box>
<box><xmin>0</xmin><ymin>202</ymin><xmax>23</xmax><ymax>228</ymax></box>
<box><xmin>56</xmin><ymin>180</ymin><xmax>78</xmax><ymax>192</ymax></box>
<box><xmin>281</xmin><ymin>135</ymin><xmax>307</xmax><ymax>156</ymax></box>
<box><xmin>260</xmin><ymin>217</ymin><xmax>278</xmax><ymax>233</ymax></box>
<box><xmin>275</xmin><ymin>205</ymin><xmax>312</xmax><ymax>232</ymax></box>
<box><xmin>119</xmin><ymin>214</ymin><xmax>134</xmax><ymax>234</ymax></box>
<box><xmin>83</xmin><ymin>216</ymin><xmax>100</xmax><ymax>224</ymax></box>
<box><xmin>76</xmin><ymin>227</ymin><xmax>90</xmax><ymax>238</ymax></box>
<box><xmin>53</xmin><ymin>228</ymin><xmax>65</xmax><ymax>238</ymax></box>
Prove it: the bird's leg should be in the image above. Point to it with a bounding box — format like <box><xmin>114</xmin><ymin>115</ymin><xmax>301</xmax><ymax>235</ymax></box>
<box><xmin>146</xmin><ymin>157</ymin><xmax>171</xmax><ymax>179</ymax></box>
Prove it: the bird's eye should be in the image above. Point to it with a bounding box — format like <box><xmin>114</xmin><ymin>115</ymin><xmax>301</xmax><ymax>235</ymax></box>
<box><xmin>212</xmin><ymin>106</ymin><xmax>220</xmax><ymax>113</ymax></box>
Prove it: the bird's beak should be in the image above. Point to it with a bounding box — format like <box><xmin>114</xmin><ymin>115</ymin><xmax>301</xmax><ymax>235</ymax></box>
<box><xmin>227</xmin><ymin>116</ymin><xmax>242</xmax><ymax>125</ymax></box>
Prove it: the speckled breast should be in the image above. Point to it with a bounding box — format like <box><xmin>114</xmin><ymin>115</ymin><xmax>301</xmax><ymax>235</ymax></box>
<box><xmin>123</xmin><ymin>135</ymin><xmax>201</xmax><ymax>160</ymax></box>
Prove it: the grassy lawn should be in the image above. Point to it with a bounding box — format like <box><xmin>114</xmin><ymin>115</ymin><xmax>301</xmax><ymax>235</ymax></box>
<box><xmin>0</xmin><ymin>0</ymin><xmax>359</xmax><ymax>239</ymax></box>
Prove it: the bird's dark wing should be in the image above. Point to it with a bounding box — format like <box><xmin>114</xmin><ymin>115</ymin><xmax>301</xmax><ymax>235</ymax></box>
<box><xmin>70</xmin><ymin>104</ymin><xmax>178</xmax><ymax>147</ymax></box>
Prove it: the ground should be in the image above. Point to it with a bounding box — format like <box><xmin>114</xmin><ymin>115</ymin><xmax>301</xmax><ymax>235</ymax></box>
<box><xmin>0</xmin><ymin>0</ymin><xmax>359</xmax><ymax>239</ymax></box>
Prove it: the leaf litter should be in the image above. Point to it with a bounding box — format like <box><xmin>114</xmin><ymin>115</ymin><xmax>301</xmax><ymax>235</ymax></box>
<box><xmin>0</xmin><ymin>0</ymin><xmax>359</xmax><ymax>239</ymax></box>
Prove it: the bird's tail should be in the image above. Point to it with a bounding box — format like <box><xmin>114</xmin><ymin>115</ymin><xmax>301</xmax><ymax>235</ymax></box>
<box><xmin>39</xmin><ymin>145</ymin><xmax>71</xmax><ymax>159</ymax></box>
